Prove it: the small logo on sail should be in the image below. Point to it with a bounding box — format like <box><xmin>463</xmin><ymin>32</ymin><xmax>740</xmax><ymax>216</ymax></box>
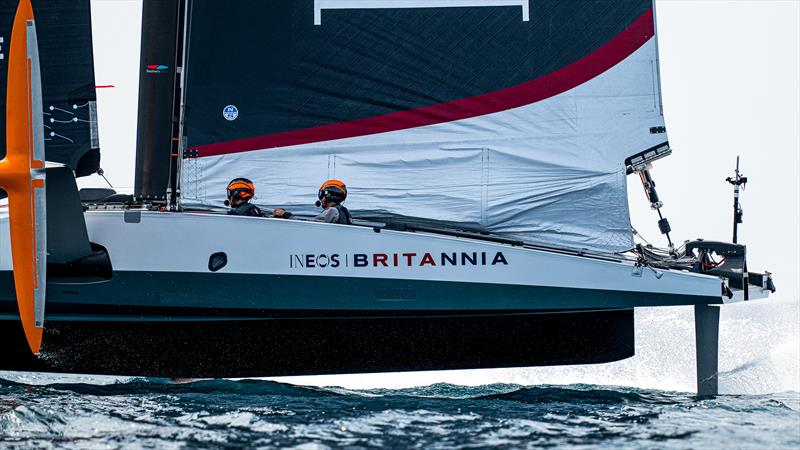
<box><xmin>223</xmin><ymin>105</ymin><xmax>239</xmax><ymax>121</ymax></box>
<box><xmin>146</xmin><ymin>64</ymin><xmax>169</xmax><ymax>73</ymax></box>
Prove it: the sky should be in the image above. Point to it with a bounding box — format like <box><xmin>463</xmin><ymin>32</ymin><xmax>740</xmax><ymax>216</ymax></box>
<box><xmin>87</xmin><ymin>0</ymin><xmax>800</xmax><ymax>303</ymax></box>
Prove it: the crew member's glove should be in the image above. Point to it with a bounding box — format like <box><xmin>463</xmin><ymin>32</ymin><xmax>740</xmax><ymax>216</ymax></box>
<box><xmin>273</xmin><ymin>208</ymin><xmax>292</xmax><ymax>219</ymax></box>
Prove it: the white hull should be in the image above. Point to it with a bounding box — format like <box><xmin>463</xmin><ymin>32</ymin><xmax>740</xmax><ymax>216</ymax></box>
<box><xmin>1</xmin><ymin>209</ymin><xmax>728</xmax><ymax>311</ymax></box>
<box><xmin>0</xmin><ymin>209</ymin><xmax>765</xmax><ymax>386</ymax></box>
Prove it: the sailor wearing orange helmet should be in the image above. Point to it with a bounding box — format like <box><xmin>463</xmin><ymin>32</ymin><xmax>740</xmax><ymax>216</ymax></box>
<box><xmin>273</xmin><ymin>179</ymin><xmax>352</xmax><ymax>224</ymax></box>
<box><xmin>225</xmin><ymin>178</ymin><xmax>265</xmax><ymax>217</ymax></box>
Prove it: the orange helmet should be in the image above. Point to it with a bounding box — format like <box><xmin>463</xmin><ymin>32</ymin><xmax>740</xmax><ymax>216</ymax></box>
<box><xmin>318</xmin><ymin>179</ymin><xmax>347</xmax><ymax>204</ymax></box>
<box><xmin>226</xmin><ymin>178</ymin><xmax>255</xmax><ymax>201</ymax></box>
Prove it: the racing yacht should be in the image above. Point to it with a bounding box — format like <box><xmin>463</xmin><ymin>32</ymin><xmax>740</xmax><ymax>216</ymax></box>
<box><xmin>0</xmin><ymin>0</ymin><xmax>774</xmax><ymax>395</ymax></box>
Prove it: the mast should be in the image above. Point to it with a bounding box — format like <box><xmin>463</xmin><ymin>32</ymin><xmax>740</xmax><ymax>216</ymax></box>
<box><xmin>133</xmin><ymin>0</ymin><xmax>184</xmax><ymax>204</ymax></box>
<box><xmin>166</xmin><ymin>0</ymin><xmax>190</xmax><ymax>211</ymax></box>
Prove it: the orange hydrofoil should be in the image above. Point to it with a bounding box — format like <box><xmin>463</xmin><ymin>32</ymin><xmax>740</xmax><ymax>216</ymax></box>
<box><xmin>0</xmin><ymin>0</ymin><xmax>47</xmax><ymax>354</ymax></box>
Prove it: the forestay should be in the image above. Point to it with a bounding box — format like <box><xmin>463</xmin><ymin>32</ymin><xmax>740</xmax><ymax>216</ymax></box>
<box><xmin>180</xmin><ymin>0</ymin><xmax>669</xmax><ymax>253</ymax></box>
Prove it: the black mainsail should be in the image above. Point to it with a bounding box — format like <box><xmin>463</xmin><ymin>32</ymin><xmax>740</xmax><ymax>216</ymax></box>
<box><xmin>0</xmin><ymin>0</ymin><xmax>100</xmax><ymax>178</ymax></box>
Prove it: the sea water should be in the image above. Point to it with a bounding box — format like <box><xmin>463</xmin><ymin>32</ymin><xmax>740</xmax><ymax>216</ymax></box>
<box><xmin>1</xmin><ymin>300</ymin><xmax>798</xmax><ymax>449</ymax></box>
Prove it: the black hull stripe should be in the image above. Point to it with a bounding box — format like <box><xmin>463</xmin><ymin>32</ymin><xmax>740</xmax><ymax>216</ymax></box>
<box><xmin>0</xmin><ymin>309</ymin><xmax>634</xmax><ymax>378</ymax></box>
<box><xmin>0</xmin><ymin>271</ymin><xmax>717</xmax><ymax>321</ymax></box>
<box><xmin>0</xmin><ymin>304</ymin><xmax>626</xmax><ymax>320</ymax></box>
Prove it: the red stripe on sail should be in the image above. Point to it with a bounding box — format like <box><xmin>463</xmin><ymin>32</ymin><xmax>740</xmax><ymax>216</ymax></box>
<box><xmin>193</xmin><ymin>9</ymin><xmax>655</xmax><ymax>158</ymax></box>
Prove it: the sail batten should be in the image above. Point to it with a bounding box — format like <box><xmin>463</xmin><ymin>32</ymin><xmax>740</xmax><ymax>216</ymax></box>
<box><xmin>181</xmin><ymin>0</ymin><xmax>668</xmax><ymax>253</ymax></box>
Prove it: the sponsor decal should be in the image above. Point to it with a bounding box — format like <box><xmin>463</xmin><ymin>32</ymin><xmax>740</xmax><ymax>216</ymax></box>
<box><xmin>145</xmin><ymin>64</ymin><xmax>169</xmax><ymax>73</ymax></box>
<box><xmin>289</xmin><ymin>251</ymin><xmax>508</xmax><ymax>269</ymax></box>
<box><xmin>223</xmin><ymin>104</ymin><xmax>239</xmax><ymax>121</ymax></box>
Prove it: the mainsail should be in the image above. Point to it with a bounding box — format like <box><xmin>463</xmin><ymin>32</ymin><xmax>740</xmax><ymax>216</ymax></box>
<box><xmin>179</xmin><ymin>0</ymin><xmax>668</xmax><ymax>253</ymax></box>
<box><xmin>0</xmin><ymin>0</ymin><xmax>100</xmax><ymax>178</ymax></box>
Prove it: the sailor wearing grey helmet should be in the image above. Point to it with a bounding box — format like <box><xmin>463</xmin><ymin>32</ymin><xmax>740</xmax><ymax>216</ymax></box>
<box><xmin>313</xmin><ymin>179</ymin><xmax>352</xmax><ymax>224</ymax></box>
<box><xmin>273</xmin><ymin>179</ymin><xmax>352</xmax><ymax>224</ymax></box>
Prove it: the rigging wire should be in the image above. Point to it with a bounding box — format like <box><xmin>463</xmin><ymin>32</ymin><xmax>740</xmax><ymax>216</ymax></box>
<box><xmin>97</xmin><ymin>168</ymin><xmax>114</xmax><ymax>189</ymax></box>
<box><xmin>631</xmin><ymin>227</ymin><xmax>652</xmax><ymax>246</ymax></box>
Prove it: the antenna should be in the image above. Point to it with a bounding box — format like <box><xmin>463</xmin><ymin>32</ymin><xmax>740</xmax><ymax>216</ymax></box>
<box><xmin>725</xmin><ymin>156</ymin><xmax>747</xmax><ymax>243</ymax></box>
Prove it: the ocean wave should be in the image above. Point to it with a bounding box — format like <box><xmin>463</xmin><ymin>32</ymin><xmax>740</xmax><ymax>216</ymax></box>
<box><xmin>14</xmin><ymin>377</ymin><xmax>340</xmax><ymax>398</ymax></box>
<box><xmin>2</xmin><ymin>377</ymin><xmax>798</xmax><ymax>449</ymax></box>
